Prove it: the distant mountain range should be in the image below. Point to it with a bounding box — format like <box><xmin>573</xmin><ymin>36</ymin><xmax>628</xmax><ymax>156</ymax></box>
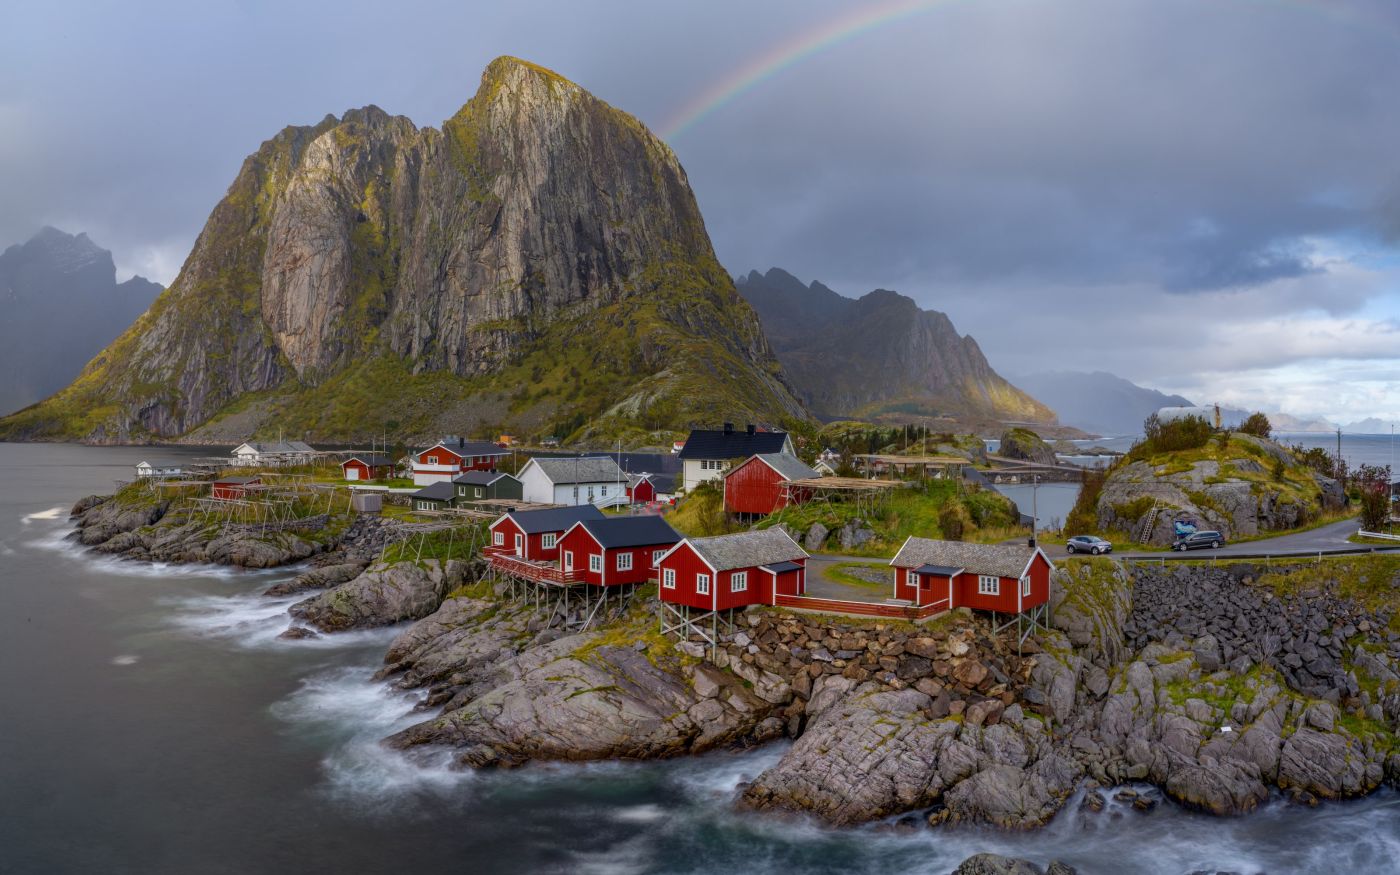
<box><xmin>1013</xmin><ymin>370</ymin><xmax>1192</xmax><ymax>436</ymax></box>
<box><xmin>0</xmin><ymin>228</ymin><xmax>161</xmax><ymax>415</ymax></box>
<box><xmin>735</xmin><ymin>268</ymin><xmax>1054</xmax><ymax>426</ymax></box>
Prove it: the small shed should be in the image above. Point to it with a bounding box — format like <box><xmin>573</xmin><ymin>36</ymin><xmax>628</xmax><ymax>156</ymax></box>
<box><xmin>135</xmin><ymin>460</ymin><xmax>185</xmax><ymax>479</ymax></box>
<box><xmin>411</xmin><ymin>481</ymin><xmax>456</xmax><ymax>511</ymax></box>
<box><xmin>350</xmin><ymin>492</ymin><xmax>383</xmax><ymax>514</ymax></box>
<box><xmin>626</xmin><ymin>473</ymin><xmax>657</xmax><ymax>504</ymax></box>
<box><xmin>211</xmin><ymin>476</ymin><xmax>261</xmax><ymax>501</ymax></box>
<box><xmin>342</xmin><ymin>454</ymin><xmax>395</xmax><ymax>481</ymax></box>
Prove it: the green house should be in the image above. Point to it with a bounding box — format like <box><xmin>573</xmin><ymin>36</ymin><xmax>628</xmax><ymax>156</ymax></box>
<box><xmin>411</xmin><ymin>481</ymin><xmax>456</xmax><ymax>511</ymax></box>
<box><xmin>452</xmin><ymin>471</ymin><xmax>524</xmax><ymax>504</ymax></box>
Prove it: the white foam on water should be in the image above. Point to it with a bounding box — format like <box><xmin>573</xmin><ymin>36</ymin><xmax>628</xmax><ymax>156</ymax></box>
<box><xmin>270</xmin><ymin>665</ymin><xmax>477</xmax><ymax>809</ymax></box>
<box><xmin>21</xmin><ymin>507</ymin><xmax>66</xmax><ymax>523</ymax></box>
<box><xmin>162</xmin><ymin>587</ymin><xmax>398</xmax><ymax>651</ymax></box>
<box><xmin>110</xmin><ymin>654</ymin><xmax>140</xmax><ymax>666</ymax></box>
<box><xmin>611</xmin><ymin>804</ymin><xmax>667</xmax><ymax>824</ymax></box>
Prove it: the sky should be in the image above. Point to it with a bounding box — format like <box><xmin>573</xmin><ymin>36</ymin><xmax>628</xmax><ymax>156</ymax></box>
<box><xmin>4</xmin><ymin>0</ymin><xmax>1400</xmax><ymax>425</ymax></box>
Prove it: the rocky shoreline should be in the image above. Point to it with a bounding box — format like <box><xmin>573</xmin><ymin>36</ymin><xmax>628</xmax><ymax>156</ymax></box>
<box><xmin>66</xmin><ymin>491</ymin><xmax>1400</xmax><ymax>848</ymax></box>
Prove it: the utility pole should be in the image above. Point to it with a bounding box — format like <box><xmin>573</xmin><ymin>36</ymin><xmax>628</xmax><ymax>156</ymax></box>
<box><xmin>1032</xmin><ymin>474</ymin><xmax>1039</xmax><ymax>547</ymax></box>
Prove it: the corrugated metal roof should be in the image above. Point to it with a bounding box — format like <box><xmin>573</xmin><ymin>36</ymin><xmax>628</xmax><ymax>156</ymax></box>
<box><xmin>892</xmin><ymin>537</ymin><xmax>1036</xmax><ymax>579</ymax></box>
<box><xmin>687</xmin><ymin>528</ymin><xmax>808</xmax><ymax>572</ymax></box>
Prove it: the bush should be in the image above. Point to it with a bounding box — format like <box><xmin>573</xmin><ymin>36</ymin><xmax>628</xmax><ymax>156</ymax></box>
<box><xmin>1065</xmin><ymin>468</ymin><xmax>1106</xmax><ymax>534</ymax></box>
<box><xmin>1135</xmin><ymin>413</ymin><xmax>1213</xmax><ymax>458</ymax></box>
<box><xmin>1240</xmin><ymin>412</ymin><xmax>1272</xmax><ymax>439</ymax></box>
<box><xmin>938</xmin><ymin>502</ymin><xmax>966</xmax><ymax>541</ymax></box>
<box><xmin>1360</xmin><ymin>487</ymin><xmax>1390</xmax><ymax>531</ymax></box>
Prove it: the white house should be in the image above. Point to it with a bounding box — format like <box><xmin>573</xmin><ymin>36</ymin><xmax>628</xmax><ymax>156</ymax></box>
<box><xmin>676</xmin><ymin>424</ymin><xmax>795</xmax><ymax>493</ymax></box>
<box><xmin>231</xmin><ymin>440</ymin><xmax>316</xmax><ymax>467</ymax></box>
<box><xmin>135</xmin><ymin>460</ymin><xmax>185</xmax><ymax>479</ymax></box>
<box><xmin>517</xmin><ymin>456</ymin><xmax>629</xmax><ymax>507</ymax></box>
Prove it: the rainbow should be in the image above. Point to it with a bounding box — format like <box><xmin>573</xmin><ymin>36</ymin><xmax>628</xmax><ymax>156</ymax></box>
<box><xmin>658</xmin><ymin>0</ymin><xmax>951</xmax><ymax>139</ymax></box>
<box><xmin>657</xmin><ymin>0</ymin><xmax>1400</xmax><ymax>141</ymax></box>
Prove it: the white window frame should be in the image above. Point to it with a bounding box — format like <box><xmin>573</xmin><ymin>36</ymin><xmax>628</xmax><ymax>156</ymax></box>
<box><xmin>978</xmin><ymin>575</ymin><xmax>1000</xmax><ymax>596</ymax></box>
<box><xmin>616</xmin><ymin>552</ymin><xmax>633</xmax><ymax>571</ymax></box>
<box><xmin>906</xmin><ymin>569</ymin><xmax>918</xmax><ymax>588</ymax></box>
<box><xmin>564</xmin><ymin>551</ymin><xmax>574</xmax><ymax>571</ymax></box>
<box><xmin>475</xmin><ymin>487</ymin><xmax>483</xmax><ymax>498</ymax></box>
<box><xmin>1021</xmin><ymin>574</ymin><xmax>1032</xmax><ymax>597</ymax></box>
<box><xmin>601</xmin><ymin>485</ymin><xmax>608</xmax><ymax>496</ymax></box>
<box><xmin>652</xmin><ymin>549</ymin><xmax>665</xmax><ymax>567</ymax></box>
<box><xmin>426</xmin><ymin>455</ymin><xmax>438</xmax><ymax>464</ymax></box>
<box><xmin>662</xmin><ymin>567</ymin><xmax>676</xmax><ymax>589</ymax></box>
<box><xmin>589</xmin><ymin>553</ymin><xmax>603</xmax><ymax>573</ymax></box>
<box><xmin>493</xmin><ymin>531</ymin><xmax>504</xmax><ymax>546</ymax></box>
<box><xmin>696</xmin><ymin>573</ymin><xmax>711</xmax><ymax>595</ymax></box>
<box><xmin>542</xmin><ymin>533</ymin><xmax>557</xmax><ymax>549</ymax></box>
<box><xmin>730</xmin><ymin>571</ymin><xmax>747</xmax><ymax>593</ymax></box>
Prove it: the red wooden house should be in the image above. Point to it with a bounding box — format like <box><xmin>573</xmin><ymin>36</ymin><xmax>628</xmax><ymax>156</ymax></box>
<box><xmin>412</xmin><ymin>438</ymin><xmax>509</xmax><ymax>485</ymax></box>
<box><xmin>342</xmin><ymin>454</ymin><xmax>394</xmax><ymax>482</ymax></box>
<box><xmin>656</xmin><ymin>528</ymin><xmax>809</xmax><ymax>616</ymax></box>
<box><xmin>889</xmin><ymin>537</ymin><xmax>1053</xmax><ymax>618</ymax></box>
<box><xmin>487</xmin><ymin>505</ymin><xmax>606</xmax><ymax>562</ymax></box>
<box><xmin>723</xmin><ymin>453</ymin><xmax>821</xmax><ymax>517</ymax></box>
<box><xmin>557</xmin><ymin>516</ymin><xmax>682</xmax><ymax>587</ymax></box>
<box><xmin>211</xmin><ymin>475</ymin><xmax>261</xmax><ymax>501</ymax></box>
<box><xmin>626</xmin><ymin>474</ymin><xmax>656</xmax><ymax>504</ymax></box>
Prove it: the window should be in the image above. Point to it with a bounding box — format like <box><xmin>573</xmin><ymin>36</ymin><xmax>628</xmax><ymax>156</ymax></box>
<box><xmin>906</xmin><ymin>569</ymin><xmax>918</xmax><ymax>588</ymax></box>
<box><xmin>588</xmin><ymin>486</ymin><xmax>595</xmax><ymax>500</ymax></box>
<box><xmin>542</xmin><ymin>533</ymin><xmax>557</xmax><ymax>549</ymax></box>
<box><xmin>601</xmin><ymin>485</ymin><xmax>608</xmax><ymax>496</ymax></box>
<box><xmin>573</xmin><ymin>486</ymin><xmax>579</xmax><ymax>500</ymax></box>
<box><xmin>652</xmin><ymin>550</ymin><xmax>665</xmax><ymax>567</ymax></box>
<box><xmin>1021</xmin><ymin>574</ymin><xmax>1031</xmax><ymax>597</ymax></box>
<box><xmin>589</xmin><ymin>553</ymin><xmax>603</xmax><ymax>573</ymax></box>
<box><xmin>564</xmin><ymin>551</ymin><xmax>574</xmax><ymax>571</ymax></box>
<box><xmin>475</xmin><ymin>488</ymin><xmax>483</xmax><ymax>498</ymax></box>
<box><xmin>617</xmin><ymin>552</ymin><xmax>633</xmax><ymax>571</ymax></box>
<box><xmin>426</xmin><ymin>455</ymin><xmax>438</xmax><ymax>464</ymax></box>
<box><xmin>493</xmin><ymin>531</ymin><xmax>504</xmax><ymax>546</ymax></box>
<box><xmin>978</xmin><ymin>575</ymin><xmax>1000</xmax><ymax>596</ymax></box>
<box><xmin>696</xmin><ymin>573</ymin><xmax>711</xmax><ymax>595</ymax></box>
<box><xmin>731</xmin><ymin>571</ymin><xmax>747</xmax><ymax>592</ymax></box>
<box><xmin>662</xmin><ymin>568</ymin><xmax>676</xmax><ymax>589</ymax></box>
<box><xmin>458</xmin><ymin>486</ymin><xmax>466</xmax><ymax>496</ymax></box>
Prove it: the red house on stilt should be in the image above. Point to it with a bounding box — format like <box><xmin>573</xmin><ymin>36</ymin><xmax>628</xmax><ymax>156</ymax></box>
<box><xmin>655</xmin><ymin>528</ymin><xmax>809</xmax><ymax>648</ymax></box>
<box><xmin>889</xmin><ymin>537</ymin><xmax>1053</xmax><ymax>638</ymax></box>
<box><xmin>556</xmin><ymin>516</ymin><xmax>682</xmax><ymax>588</ymax></box>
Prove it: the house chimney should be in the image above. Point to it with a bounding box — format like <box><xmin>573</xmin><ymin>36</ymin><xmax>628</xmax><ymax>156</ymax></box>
<box><xmin>746</xmin><ymin>423</ymin><xmax>756</xmax><ymax>436</ymax></box>
<box><xmin>458</xmin><ymin>437</ymin><xmax>464</xmax><ymax>448</ymax></box>
<box><xmin>1028</xmin><ymin>536</ymin><xmax>1037</xmax><ymax>549</ymax></box>
<box><xmin>723</xmin><ymin>422</ymin><xmax>734</xmax><ymax>435</ymax></box>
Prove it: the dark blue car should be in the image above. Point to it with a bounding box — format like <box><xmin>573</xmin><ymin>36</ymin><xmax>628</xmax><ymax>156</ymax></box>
<box><xmin>1174</xmin><ymin>530</ymin><xmax>1225</xmax><ymax>551</ymax></box>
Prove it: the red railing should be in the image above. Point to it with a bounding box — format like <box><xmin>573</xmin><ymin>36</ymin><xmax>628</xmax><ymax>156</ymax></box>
<box><xmin>488</xmin><ymin>552</ymin><xmax>584</xmax><ymax>584</ymax></box>
<box><xmin>774</xmin><ymin>594</ymin><xmax>950</xmax><ymax>620</ymax></box>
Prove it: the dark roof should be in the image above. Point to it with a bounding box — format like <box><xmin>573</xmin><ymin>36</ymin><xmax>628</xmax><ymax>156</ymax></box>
<box><xmin>453</xmin><ymin>470</ymin><xmax>516</xmax><ymax>486</ymax></box>
<box><xmin>677</xmin><ymin>428</ymin><xmax>790</xmax><ymax>461</ymax></box>
<box><xmin>214</xmin><ymin>476</ymin><xmax>260</xmax><ymax>485</ymax></box>
<box><xmin>582</xmin><ymin>451</ymin><xmax>682</xmax><ymax>475</ymax></box>
<box><xmin>345</xmin><ymin>454</ymin><xmax>393</xmax><ymax>466</ymax></box>
<box><xmin>504</xmin><ymin>504</ymin><xmax>606</xmax><ymax>534</ymax></box>
<box><xmin>649</xmin><ymin>473</ymin><xmax>678</xmax><ymax>494</ymax></box>
<box><xmin>571</xmin><ymin>516</ymin><xmax>681</xmax><ymax>549</ymax></box>
<box><xmin>424</xmin><ymin>439</ymin><xmax>507</xmax><ymax>457</ymax></box>
<box><xmin>412</xmin><ymin>482</ymin><xmax>456</xmax><ymax>501</ymax></box>
<box><xmin>761</xmin><ymin>560</ymin><xmax>803</xmax><ymax>573</ymax></box>
<box><xmin>915</xmin><ymin>564</ymin><xmax>964</xmax><ymax>577</ymax></box>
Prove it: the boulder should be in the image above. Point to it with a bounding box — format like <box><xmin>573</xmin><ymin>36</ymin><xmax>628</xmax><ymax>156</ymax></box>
<box><xmin>803</xmin><ymin>522</ymin><xmax>830</xmax><ymax>551</ymax></box>
<box><xmin>290</xmin><ymin>560</ymin><xmax>467</xmax><ymax>632</ymax></box>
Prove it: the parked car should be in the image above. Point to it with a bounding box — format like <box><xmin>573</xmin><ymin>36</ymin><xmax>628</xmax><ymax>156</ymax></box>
<box><xmin>1174</xmin><ymin>530</ymin><xmax>1225</xmax><ymax>551</ymax></box>
<box><xmin>1065</xmin><ymin>535</ymin><xmax>1114</xmax><ymax>555</ymax></box>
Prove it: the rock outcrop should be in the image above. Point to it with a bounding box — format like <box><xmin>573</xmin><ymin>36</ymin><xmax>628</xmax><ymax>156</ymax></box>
<box><xmin>998</xmin><ymin>428</ymin><xmax>1058</xmax><ymax>466</ymax></box>
<box><xmin>2</xmin><ymin>57</ymin><xmax>806</xmax><ymax>443</ymax></box>
<box><xmin>289</xmin><ymin>560</ymin><xmax>468</xmax><ymax>632</ymax></box>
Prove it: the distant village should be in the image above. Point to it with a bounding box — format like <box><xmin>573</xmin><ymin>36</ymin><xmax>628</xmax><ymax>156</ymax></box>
<box><xmin>132</xmin><ymin>423</ymin><xmax>1056</xmax><ymax>649</ymax></box>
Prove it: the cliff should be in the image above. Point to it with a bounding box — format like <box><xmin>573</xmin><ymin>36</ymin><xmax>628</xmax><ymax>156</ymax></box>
<box><xmin>736</xmin><ymin>268</ymin><xmax>1054</xmax><ymax>426</ymax></box>
<box><xmin>2</xmin><ymin>58</ymin><xmax>806</xmax><ymax>444</ymax></box>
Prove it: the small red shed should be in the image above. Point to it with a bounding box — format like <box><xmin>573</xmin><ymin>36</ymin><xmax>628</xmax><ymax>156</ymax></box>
<box><xmin>557</xmin><ymin>516</ymin><xmax>682</xmax><ymax>587</ymax></box>
<box><xmin>342</xmin><ymin>453</ymin><xmax>394</xmax><ymax>482</ymax></box>
<box><xmin>626</xmin><ymin>474</ymin><xmax>657</xmax><ymax>505</ymax></box>
<box><xmin>656</xmin><ymin>527</ymin><xmax>809</xmax><ymax>612</ymax></box>
<box><xmin>889</xmin><ymin>537</ymin><xmax>1053</xmax><ymax>616</ymax></box>
<box><xmin>211</xmin><ymin>475</ymin><xmax>261</xmax><ymax>501</ymax></box>
<box><xmin>487</xmin><ymin>505</ymin><xmax>606</xmax><ymax>562</ymax></box>
<box><xmin>723</xmin><ymin>453</ymin><xmax>820</xmax><ymax>517</ymax></box>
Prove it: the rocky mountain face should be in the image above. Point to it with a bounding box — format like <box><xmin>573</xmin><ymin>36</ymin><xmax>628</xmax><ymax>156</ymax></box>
<box><xmin>736</xmin><ymin>268</ymin><xmax>1054</xmax><ymax>426</ymax></box>
<box><xmin>1</xmin><ymin>58</ymin><xmax>805</xmax><ymax>443</ymax></box>
<box><xmin>1012</xmin><ymin>370</ymin><xmax>1192</xmax><ymax>437</ymax></box>
<box><xmin>0</xmin><ymin>228</ymin><xmax>161</xmax><ymax>415</ymax></box>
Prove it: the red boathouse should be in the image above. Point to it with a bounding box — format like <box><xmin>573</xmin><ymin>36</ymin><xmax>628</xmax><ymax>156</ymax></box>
<box><xmin>211</xmin><ymin>475</ymin><xmax>261</xmax><ymax>501</ymax></box>
<box><xmin>487</xmin><ymin>505</ymin><xmax>606</xmax><ymax>563</ymax></box>
<box><xmin>556</xmin><ymin>516</ymin><xmax>682</xmax><ymax>587</ymax></box>
<box><xmin>722</xmin><ymin>453</ymin><xmax>821</xmax><ymax>517</ymax></box>
<box><xmin>342</xmin><ymin>454</ymin><xmax>394</xmax><ymax>482</ymax></box>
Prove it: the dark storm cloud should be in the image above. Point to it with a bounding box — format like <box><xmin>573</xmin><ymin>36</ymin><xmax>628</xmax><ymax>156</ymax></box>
<box><xmin>3</xmin><ymin>0</ymin><xmax>1400</xmax><ymax>417</ymax></box>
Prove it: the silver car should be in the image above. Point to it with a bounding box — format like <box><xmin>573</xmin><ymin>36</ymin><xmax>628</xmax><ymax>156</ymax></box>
<box><xmin>1066</xmin><ymin>535</ymin><xmax>1113</xmax><ymax>555</ymax></box>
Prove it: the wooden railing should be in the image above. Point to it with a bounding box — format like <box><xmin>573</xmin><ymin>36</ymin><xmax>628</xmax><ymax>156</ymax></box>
<box><xmin>488</xmin><ymin>552</ymin><xmax>584</xmax><ymax>584</ymax></box>
<box><xmin>773</xmin><ymin>594</ymin><xmax>950</xmax><ymax>620</ymax></box>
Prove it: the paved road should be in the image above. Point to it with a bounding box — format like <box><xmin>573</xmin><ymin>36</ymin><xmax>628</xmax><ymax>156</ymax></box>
<box><xmin>1052</xmin><ymin>516</ymin><xmax>1397</xmax><ymax>560</ymax></box>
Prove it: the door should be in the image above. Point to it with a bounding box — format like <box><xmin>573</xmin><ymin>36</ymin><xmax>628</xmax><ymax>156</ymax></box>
<box><xmin>514</xmin><ymin>533</ymin><xmax>524</xmax><ymax>556</ymax></box>
<box><xmin>346</xmin><ymin>468</ymin><xmax>359</xmax><ymax>481</ymax></box>
<box><xmin>564</xmin><ymin>551</ymin><xmax>574</xmax><ymax>572</ymax></box>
